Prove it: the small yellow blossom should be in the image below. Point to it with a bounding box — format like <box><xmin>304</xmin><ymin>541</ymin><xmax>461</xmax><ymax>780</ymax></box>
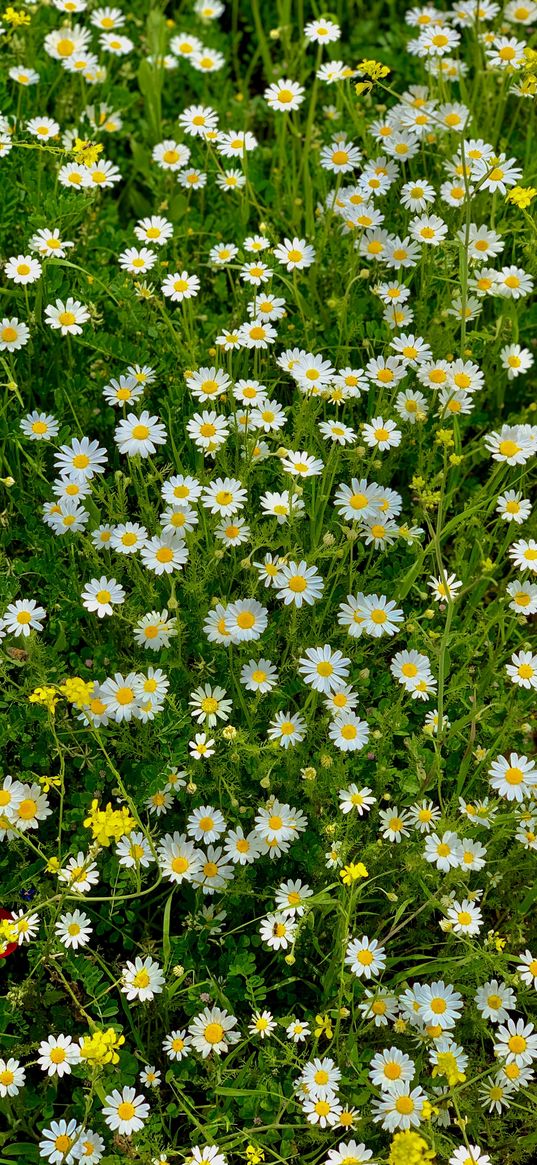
<box><xmin>0</xmin><ymin>918</ymin><xmax>18</xmax><ymax>955</ymax></box>
<box><xmin>83</xmin><ymin>800</ymin><xmax>136</xmax><ymax>846</ymax></box>
<box><xmin>72</xmin><ymin>138</ymin><xmax>104</xmax><ymax>167</ymax></box>
<box><xmin>3</xmin><ymin>6</ymin><xmax>31</xmax><ymax>26</ymax></box>
<box><xmin>29</xmin><ymin>686</ymin><xmax>59</xmax><ymax>714</ymax></box>
<box><xmin>38</xmin><ymin>774</ymin><xmax>62</xmax><ymax>794</ymax></box>
<box><xmin>507</xmin><ymin>185</ymin><xmax>537</xmax><ymax>210</ymax></box>
<box><xmin>432</xmin><ymin>1051</ymin><xmax>466</xmax><ymax>1086</ymax></box>
<box><xmin>388</xmin><ymin>1131</ymin><xmax>435</xmax><ymax>1165</ymax></box>
<box><xmin>340</xmin><ymin>862</ymin><xmax>369</xmax><ymax>884</ymax></box>
<box><xmin>246</xmin><ymin>1147</ymin><xmax>265</xmax><ymax>1165</ymax></box>
<box><xmin>79</xmin><ymin>1028</ymin><xmax>125</xmax><ymax>1064</ymax></box>
<box><xmin>59</xmin><ymin>677</ymin><xmax>94</xmax><ymax>708</ymax></box>
<box><xmin>46</xmin><ymin>856</ymin><xmax>60</xmax><ymax>874</ymax></box>
<box><xmin>314</xmin><ymin>1013</ymin><xmax>333</xmax><ymax>1040</ymax></box>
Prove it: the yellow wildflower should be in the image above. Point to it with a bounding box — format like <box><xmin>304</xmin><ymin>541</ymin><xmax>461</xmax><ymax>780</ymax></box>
<box><xmin>246</xmin><ymin>1147</ymin><xmax>265</xmax><ymax>1165</ymax></box>
<box><xmin>388</xmin><ymin>1131</ymin><xmax>435</xmax><ymax>1165</ymax></box>
<box><xmin>340</xmin><ymin>862</ymin><xmax>369</xmax><ymax>884</ymax></box>
<box><xmin>314</xmin><ymin>1013</ymin><xmax>333</xmax><ymax>1040</ymax></box>
<box><xmin>29</xmin><ymin>686</ymin><xmax>59</xmax><ymax>714</ymax></box>
<box><xmin>432</xmin><ymin>1051</ymin><xmax>466</xmax><ymax>1086</ymax></box>
<box><xmin>507</xmin><ymin>185</ymin><xmax>537</xmax><ymax>210</ymax></box>
<box><xmin>46</xmin><ymin>856</ymin><xmax>60</xmax><ymax>874</ymax></box>
<box><xmin>72</xmin><ymin>138</ymin><xmax>103</xmax><ymax>167</ymax></box>
<box><xmin>79</xmin><ymin>1028</ymin><xmax>125</xmax><ymax>1064</ymax></box>
<box><xmin>83</xmin><ymin>800</ymin><xmax>136</xmax><ymax>846</ymax></box>
<box><xmin>0</xmin><ymin>918</ymin><xmax>18</xmax><ymax>955</ymax></box>
<box><xmin>59</xmin><ymin>676</ymin><xmax>93</xmax><ymax>708</ymax></box>
<box><xmin>3</xmin><ymin>6</ymin><xmax>31</xmax><ymax>26</ymax></box>
<box><xmin>38</xmin><ymin>774</ymin><xmax>62</xmax><ymax>793</ymax></box>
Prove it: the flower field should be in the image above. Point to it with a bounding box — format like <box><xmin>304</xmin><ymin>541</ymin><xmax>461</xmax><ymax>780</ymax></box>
<box><xmin>1</xmin><ymin>1</ymin><xmax>537</xmax><ymax>1164</ymax></box>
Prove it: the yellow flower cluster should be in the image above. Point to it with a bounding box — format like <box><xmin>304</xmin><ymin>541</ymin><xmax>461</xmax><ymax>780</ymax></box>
<box><xmin>432</xmin><ymin>1050</ymin><xmax>467</xmax><ymax>1086</ymax></box>
<box><xmin>72</xmin><ymin>138</ymin><xmax>104</xmax><ymax>168</ymax></box>
<box><xmin>0</xmin><ymin>918</ymin><xmax>18</xmax><ymax>955</ymax></box>
<box><xmin>507</xmin><ymin>185</ymin><xmax>537</xmax><ymax>210</ymax></box>
<box><xmin>28</xmin><ymin>686</ymin><xmax>59</xmax><ymax>713</ymax></box>
<box><xmin>83</xmin><ymin>800</ymin><xmax>136</xmax><ymax>846</ymax></box>
<box><xmin>340</xmin><ymin>861</ymin><xmax>369</xmax><ymax>884</ymax></box>
<box><xmin>388</xmin><ymin>1131</ymin><xmax>435</xmax><ymax>1165</ymax></box>
<box><xmin>314</xmin><ymin>1013</ymin><xmax>333</xmax><ymax>1039</ymax></box>
<box><xmin>79</xmin><ymin>1028</ymin><xmax>125</xmax><ymax>1065</ymax></box>
<box><xmin>3</xmin><ymin>6</ymin><xmax>31</xmax><ymax>26</ymax></box>
<box><xmin>59</xmin><ymin>676</ymin><xmax>94</xmax><ymax>708</ymax></box>
<box><xmin>245</xmin><ymin>1147</ymin><xmax>265</xmax><ymax>1165</ymax></box>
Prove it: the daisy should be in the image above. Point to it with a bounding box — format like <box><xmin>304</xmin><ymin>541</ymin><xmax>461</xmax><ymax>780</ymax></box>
<box><xmin>475</xmin><ymin>980</ymin><xmax>517</xmax><ymax>1023</ymax></box>
<box><xmin>133</xmin><ymin>610</ymin><xmax>177</xmax><ymax>650</ymax></box>
<box><xmin>506</xmin><ymin>650</ymin><xmax>537</xmax><ymax>689</ymax></box>
<box><xmin>240</xmin><ymin>658</ymin><xmax>279</xmax><ymax>693</ymax></box>
<box><xmin>55</xmin><ymin>910</ymin><xmax>92</xmax><ymax>949</ymax></box>
<box><xmin>506</xmin><ymin>580</ymin><xmax>537</xmax><ymax>614</ymax></box>
<box><xmin>264</xmin><ymin>78</ymin><xmax>305</xmax><ymax>112</ymax></box>
<box><xmin>240</xmin><ymin>261</ymin><xmax>272</xmax><ymax>286</ymax></box>
<box><xmin>189</xmin><ymin>733</ymin><xmax>216</xmax><ymax>760</ymax></box>
<box><xmin>428</xmin><ymin>572</ymin><xmax>463</xmax><ymax>602</ymax></box>
<box><xmin>38</xmin><ymin>1119</ymin><xmax>81</xmax><ymax>1164</ymax></box>
<box><xmin>38</xmin><ymin>1034</ymin><xmax>81</xmax><ymax>1077</ymax></box>
<box><xmin>133</xmin><ymin>215</ymin><xmax>173</xmax><ymax>245</ymax></box>
<box><xmin>45</xmin><ymin>298</ymin><xmax>90</xmax><ymax>335</ymax></box>
<box><xmin>509</xmin><ymin>539</ymin><xmax>537</xmax><ymax>572</ymax></box>
<box><xmin>287</xmin><ymin>1019</ymin><xmax>310</xmax><ymax>1043</ymax></box>
<box><xmin>273</xmin><ymin>237</ymin><xmax>316</xmax><ymax>270</ymax></box>
<box><xmin>488</xmin><ymin>753</ymin><xmax>536</xmax><ymax>801</ymax></box>
<box><xmin>5</xmin><ymin>254</ymin><xmax>42</xmax><ymax>284</ymax></box>
<box><xmin>0</xmin><ymin>317</ymin><xmax>30</xmax><ymax>350</ymax></box>
<box><xmin>0</xmin><ymin>1058</ymin><xmax>26</xmax><ymax>1097</ymax></box>
<box><xmin>274</xmin><ymin>560</ymin><xmax>324</xmax><ymax>607</ymax></box>
<box><xmin>414</xmin><ymin>981</ymin><xmax>463</xmax><ymax>1029</ymax></box>
<box><xmin>358</xmin><ymin>991</ymin><xmax>398</xmax><ymax>1028</ymax></box>
<box><xmin>163</xmin><ymin>1030</ymin><xmax>192</xmax><ymax>1061</ymax></box>
<box><xmin>81</xmin><ymin>577</ymin><xmax>125</xmax><ymax>618</ymax></box>
<box><xmin>345</xmin><ymin>936</ymin><xmax>386</xmax><ymax>979</ymax></box>
<box><xmin>102</xmin><ymin>1087</ymin><xmax>150</xmax><ymax>1135</ymax></box>
<box><xmin>379</xmin><ymin>807</ymin><xmax>412</xmax><ymax>842</ymax></box>
<box><xmin>140</xmin><ymin>533</ymin><xmax>189</xmax><ymax>575</ymax></box>
<box><xmin>187</xmin><ymin>805</ymin><xmax>227</xmax><ymax>843</ymax></box>
<box><xmin>202</xmin><ymin>477</ymin><xmax>246</xmax><ymax>516</ymax></box>
<box><xmin>298</xmin><ymin>645</ymin><xmax>350</xmax><ymax>693</ymax></box>
<box><xmin>116</xmin><ymin>832</ymin><xmax>154</xmax><ymax>868</ymax></box>
<box><xmin>119</xmin><ymin>247</ymin><xmax>157</xmax><ymax>274</ymax></box>
<box><xmin>362</xmin><ymin>417</ymin><xmax>402</xmax><ymax>451</ymax></box>
<box><xmin>329</xmin><ymin>713</ymin><xmax>370</xmax><ymax>752</ymax></box>
<box><xmin>281</xmin><ymin>450</ymin><xmax>324</xmax><ymax>477</ymax></box>
<box><xmin>339</xmin><ymin>785</ymin><xmax>376</xmax><ymax>815</ymax></box>
<box><xmin>303</xmin><ymin>1095</ymin><xmax>343</xmax><ymax>1128</ymax></box>
<box><xmin>189</xmin><ymin>685</ymin><xmax>232</xmax><ymax>726</ymax></box>
<box><xmin>226</xmin><ymin>599</ymin><xmax>268</xmax><ymax>643</ymax></box>
<box><xmin>448</xmin><ymin>1149</ymin><xmax>491</xmax><ymax>1165</ymax></box>
<box><xmin>188</xmin><ymin>1006</ymin><xmax>240</xmax><ymax>1057</ymax></box>
<box><xmin>369</xmin><ymin>1047</ymin><xmax>415</xmax><ymax>1090</ymax></box>
<box><xmin>6</xmin><ymin>782</ymin><xmax>51</xmax><ymax>831</ymax></box>
<box><xmin>423</xmin><ymin>830</ymin><xmax>461</xmax><ymax>871</ymax></box>
<box><xmin>152</xmin><ymin>139</ymin><xmax>191</xmax><ymax>170</ymax></box>
<box><xmin>2</xmin><ymin>599</ymin><xmax>46</xmax><ymax>638</ymax></box>
<box><xmin>446</xmin><ymin>899</ymin><xmax>483</xmax><ymax>935</ymax></box>
<box><xmin>54</xmin><ymin>436</ymin><xmax>107</xmax><ymax>480</ymax></box>
<box><xmin>100</xmin><ymin>673</ymin><xmax>143</xmax><ymax>722</ymax></box>
<box><xmin>275</xmin><ymin>879</ymin><xmax>313</xmax><ymax>917</ymax></box>
<box><xmin>500</xmin><ymin>343</ymin><xmax>534</xmax><ymax>379</ymax></box>
<box><xmin>114</xmin><ymin>411</ymin><xmax>167</xmax><ymax>457</ymax></box>
<box><xmin>121</xmin><ymin>956</ymin><xmax>165</xmax><ymax>1002</ymax></box>
<box><xmin>223</xmin><ymin>827</ymin><xmax>263</xmax><ymax>865</ymax></box>
<box><xmin>267</xmin><ymin>710</ymin><xmax>307</xmax><ymax>749</ymax></box>
<box><xmin>260</xmin><ymin>912</ymin><xmax>297</xmax><ymax>949</ymax></box>
<box><xmin>162</xmin><ymin>270</ymin><xmax>200</xmax><ymax>301</ymax></box>
<box><xmin>249</xmin><ymin>1010</ymin><xmax>277</xmax><ymax>1039</ymax></box>
<box><xmin>20</xmin><ymin>412</ymin><xmax>58</xmax><ymax>442</ymax></box>
<box><xmin>495</xmin><ymin>1018</ymin><xmax>537</xmax><ymax>1066</ymax></box>
<box><xmin>58</xmin><ymin>852</ymin><xmax>99</xmax><ymax>892</ymax></box>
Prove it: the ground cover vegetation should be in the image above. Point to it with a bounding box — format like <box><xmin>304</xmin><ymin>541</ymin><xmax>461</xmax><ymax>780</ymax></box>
<box><xmin>0</xmin><ymin>2</ymin><xmax>536</xmax><ymax>1164</ymax></box>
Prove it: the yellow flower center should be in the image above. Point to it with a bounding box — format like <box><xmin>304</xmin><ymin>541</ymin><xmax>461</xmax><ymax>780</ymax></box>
<box><xmin>204</xmin><ymin>1022</ymin><xmax>224</xmax><ymax>1044</ymax></box>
